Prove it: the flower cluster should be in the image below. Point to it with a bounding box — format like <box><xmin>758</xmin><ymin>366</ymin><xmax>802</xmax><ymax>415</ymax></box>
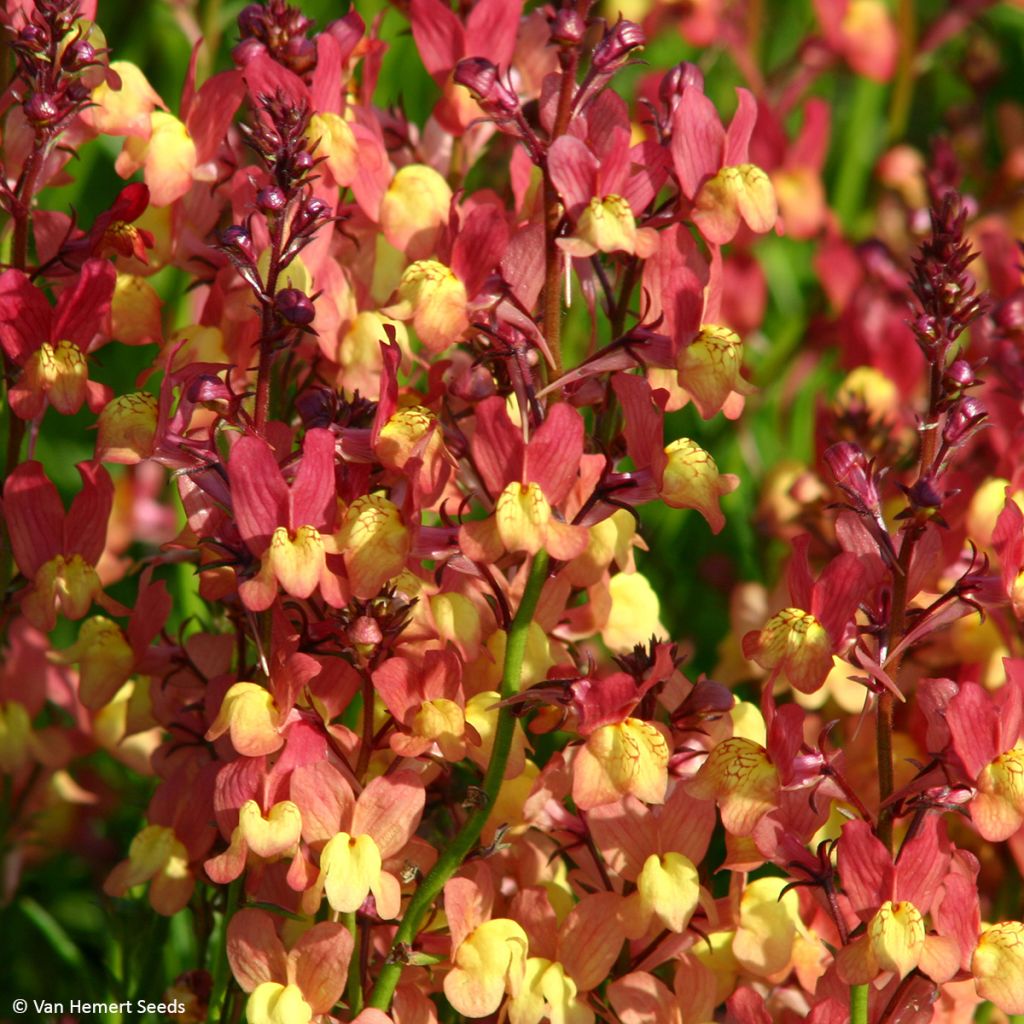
<box><xmin>4</xmin><ymin>2</ymin><xmax>1024</xmax><ymax>1023</ymax></box>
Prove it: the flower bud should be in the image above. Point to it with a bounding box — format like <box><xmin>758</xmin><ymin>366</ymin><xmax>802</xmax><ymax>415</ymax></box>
<box><xmin>550</xmin><ymin>9</ymin><xmax>586</xmax><ymax>46</ymax></box>
<box><xmin>257</xmin><ymin>186</ymin><xmax>287</xmax><ymax>214</ymax></box>
<box><xmin>660</xmin><ymin>62</ymin><xmax>703</xmax><ymax>107</ymax></box>
<box><xmin>64</xmin><ymin>39</ymin><xmax>96</xmax><ymax>69</ymax></box>
<box><xmin>282</xmin><ymin>35</ymin><xmax>317</xmax><ymax>76</ymax></box>
<box><xmin>591</xmin><ymin>19</ymin><xmax>645</xmax><ymax>72</ymax></box>
<box><xmin>823</xmin><ymin>441</ymin><xmax>881</xmax><ymax>512</ymax></box>
<box><xmin>19</xmin><ymin>25</ymin><xmax>47</xmax><ymax>48</ymax></box>
<box><xmin>275</xmin><ymin>288</ymin><xmax>316</xmax><ymax>326</ymax></box>
<box><xmin>237</xmin><ymin>3</ymin><xmax>265</xmax><ymax>36</ymax></box>
<box><xmin>231</xmin><ymin>36</ymin><xmax>267</xmax><ymax>67</ymax></box>
<box><xmin>25</xmin><ymin>92</ymin><xmax>60</xmax><ymax>127</ymax></box>
<box><xmin>219</xmin><ymin>225</ymin><xmax>255</xmax><ymax>261</ymax></box>
<box><xmin>945</xmin><ymin>359</ymin><xmax>975</xmax><ymax>389</ymax></box>
<box><xmin>905</xmin><ymin>476</ymin><xmax>944</xmax><ymax>510</ymax></box>
<box><xmin>454</xmin><ymin>57</ymin><xmax>520</xmax><ymax>117</ymax></box>
<box><xmin>943</xmin><ymin>396</ymin><xmax>986</xmax><ymax>445</ymax></box>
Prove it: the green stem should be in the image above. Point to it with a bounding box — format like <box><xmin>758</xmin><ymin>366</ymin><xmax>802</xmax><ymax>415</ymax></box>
<box><xmin>209</xmin><ymin>878</ymin><xmax>241</xmax><ymax>1023</ymax></box>
<box><xmin>343</xmin><ymin>911</ymin><xmax>364</xmax><ymax>1014</ymax></box>
<box><xmin>851</xmin><ymin>983</ymin><xmax>869</xmax><ymax>1024</ymax></box>
<box><xmin>366</xmin><ymin>552</ymin><xmax>550</xmax><ymax>1012</ymax></box>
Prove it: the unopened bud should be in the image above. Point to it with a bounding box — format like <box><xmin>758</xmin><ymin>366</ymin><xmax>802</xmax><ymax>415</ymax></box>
<box><xmin>550</xmin><ymin>9</ymin><xmax>586</xmax><ymax>46</ymax></box>
<box><xmin>905</xmin><ymin>476</ymin><xmax>944</xmax><ymax>510</ymax></box>
<box><xmin>65</xmin><ymin>39</ymin><xmax>96</xmax><ymax>69</ymax></box>
<box><xmin>219</xmin><ymin>225</ymin><xmax>254</xmax><ymax>260</ymax></box>
<box><xmin>823</xmin><ymin>441</ymin><xmax>881</xmax><ymax>512</ymax></box>
<box><xmin>282</xmin><ymin>36</ymin><xmax>317</xmax><ymax>76</ymax></box>
<box><xmin>19</xmin><ymin>25</ymin><xmax>46</xmax><ymax>48</ymax></box>
<box><xmin>350</xmin><ymin>614</ymin><xmax>383</xmax><ymax>648</ymax></box>
<box><xmin>231</xmin><ymin>37</ymin><xmax>267</xmax><ymax>67</ymax></box>
<box><xmin>237</xmin><ymin>4</ymin><xmax>265</xmax><ymax>36</ymax></box>
<box><xmin>275</xmin><ymin>288</ymin><xmax>316</xmax><ymax>326</ymax></box>
<box><xmin>945</xmin><ymin>359</ymin><xmax>975</xmax><ymax>389</ymax></box>
<box><xmin>592</xmin><ymin>19</ymin><xmax>645</xmax><ymax>72</ymax></box>
<box><xmin>25</xmin><ymin>93</ymin><xmax>60</xmax><ymax>127</ymax></box>
<box><xmin>943</xmin><ymin>396</ymin><xmax>986</xmax><ymax>445</ymax></box>
<box><xmin>257</xmin><ymin>186</ymin><xmax>288</xmax><ymax>214</ymax></box>
<box><xmin>660</xmin><ymin>62</ymin><xmax>703</xmax><ymax>107</ymax></box>
<box><xmin>453</xmin><ymin>57</ymin><xmax>520</xmax><ymax>117</ymax></box>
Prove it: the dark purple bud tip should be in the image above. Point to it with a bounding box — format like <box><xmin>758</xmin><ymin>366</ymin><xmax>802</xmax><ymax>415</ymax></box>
<box><xmin>304</xmin><ymin>197</ymin><xmax>328</xmax><ymax>220</ymax></box>
<box><xmin>275</xmin><ymin>288</ymin><xmax>316</xmax><ymax>326</ymax></box>
<box><xmin>660</xmin><ymin>62</ymin><xmax>704</xmax><ymax>106</ymax></box>
<box><xmin>219</xmin><ymin>225</ymin><xmax>254</xmax><ymax>256</ymax></box>
<box><xmin>454</xmin><ymin>57</ymin><xmax>520</xmax><ymax>116</ymax></box>
<box><xmin>231</xmin><ymin>37</ymin><xmax>267</xmax><ymax>67</ymax></box>
<box><xmin>65</xmin><ymin>39</ymin><xmax>96</xmax><ymax>69</ymax></box>
<box><xmin>25</xmin><ymin>93</ymin><xmax>60</xmax><ymax>127</ymax></box>
<box><xmin>906</xmin><ymin>476</ymin><xmax>944</xmax><ymax>509</ymax></box>
<box><xmin>19</xmin><ymin>25</ymin><xmax>47</xmax><ymax>48</ymax></box>
<box><xmin>592</xmin><ymin>19</ymin><xmax>645</xmax><ymax>72</ymax></box>
<box><xmin>943</xmin><ymin>396</ymin><xmax>986</xmax><ymax>445</ymax></box>
<box><xmin>257</xmin><ymin>186</ymin><xmax>288</xmax><ymax>214</ymax></box>
<box><xmin>293</xmin><ymin>150</ymin><xmax>315</xmax><ymax>173</ymax></box>
<box><xmin>550</xmin><ymin>9</ymin><xmax>586</xmax><ymax>46</ymax></box>
<box><xmin>945</xmin><ymin>359</ymin><xmax>975</xmax><ymax>389</ymax></box>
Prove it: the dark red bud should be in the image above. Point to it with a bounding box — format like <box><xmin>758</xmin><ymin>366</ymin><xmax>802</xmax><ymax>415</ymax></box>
<box><xmin>257</xmin><ymin>186</ymin><xmax>288</xmax><ymax>214</ymax></box>
<box><xmin>65</xmin><ymin>39</ymin><xmax>96</xmax><ymax>68</ymax></box>
<box><xmin>550</xmin><ymin>9</ymin><xmax>586</xmax><ymax>45</ymax></box>
<box><xmin>945</xmin><ymin>359</ymin><xmax>975</xmax><ymax>388</ymax></box>
<box><xmin>350</xmin><ymin>615</ymin><xmax>383</xmax><ymax>647</ymax></box>
<box><xmin>824</xmin><ymin>441</ymin><xmax>881</xmax><ymax>512</ymax></box>
<box><xmin>231</xmin><ymin>37</ymin><xmax>267</xmax><ymax>67</ymax></box>
<box><xmin>943</xmin><ymin>396</ymin><xmax>986</xmax><ymax>445</ymax></box>
<box><xmin>19</xmin><ymin>25</ymin><xmax>47</xmax><ymax>48</ymax></box>
<box><xmin>591</xmin><ymin>19</ymin><xmax>645</xmax><ymax>72</ymax></box>
<box><xmin>659</xmin><ymin>62</ymin><xmax>703</xmax><ymax>107</ymax></box>
<box><xmin>454</xmin><ymin>57</ymin><xmax>520</xmax><ymax>117</ymax></box>
<box><xmin>219</xmin><ymin>225</ymin><xmax>254</xmax><ymax>257</ymax></box>
<box><xmin>275</xmin><ymin>288</ymin><xmax>316</xmax><ymax>326</ymax></box>
<box><xmin>237</xmin><ymin>4</ymin><xmax>265</xmax><ymax>37</ymax></box>
<box><xmin>294</xmin><ymin>150</ymin><xmax>315</xmax><ymax>173</ymax></box>
<box><xmin>25</xmin><ymin>93</ymin><xmax>60</xmax><ymax>127</ymax></box>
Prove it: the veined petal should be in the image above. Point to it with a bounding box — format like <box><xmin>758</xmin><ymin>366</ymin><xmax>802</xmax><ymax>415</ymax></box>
<box><xmin>973</xmin><ymin>744</ymin><xmax>1024</xmax><ymax>841</ymax></box>
<box><xmin>868</xmin><ymin>901</ymin><xmax>925</xmax><ymax>978</ymax></box>
<box><xmin>686</xmin><ymin>737</ymin><xmax>779</xmax><ymax>836</ymax></box>
<box><xmin>742</xmin><ymin>607</ymin><xmax>834</xmax><ymax>695</ymax></box>
<box><xmin>972</xmin><ymin>922</ymin><xmax>1024</xmax><ymax>1014</ymax></box>
<box><xmin>337</xmin><ymin>494</ymin><xmax>410</xmax><ymax>599</ymax></box>
<box><xmin>268</xmin><ymin>525</ymin><xmax>326</xmax><ymax>600</ymax></box>
<box><xmin>572</xmin><ymin>718</ymin><xmax>668</xmax><ymax>810</ymax></box>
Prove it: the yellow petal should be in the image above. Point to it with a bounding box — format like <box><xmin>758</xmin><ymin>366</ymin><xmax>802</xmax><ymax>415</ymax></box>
<box><xmin>320</xmin><ymin>831</ymin><xmax>383</xmax><ymax>913</ymax></box>
<box><xmin>972</xmin><ymin>922</ymin><xmax>1024</xmax><ymax>1014</ymax></box>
